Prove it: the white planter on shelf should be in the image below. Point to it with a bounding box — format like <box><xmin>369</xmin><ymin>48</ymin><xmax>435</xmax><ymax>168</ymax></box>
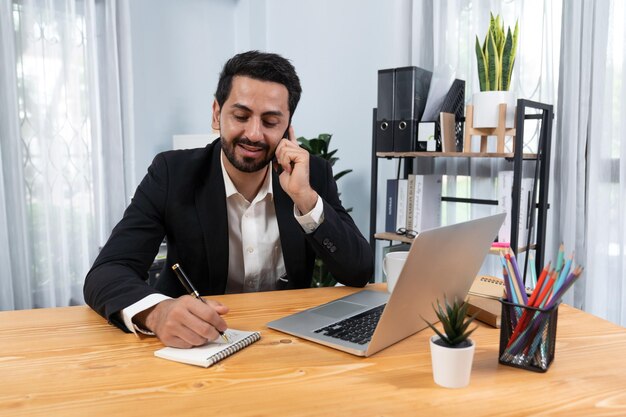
<box><xmin>429</xmin><ymin>335</ymin><xmax>475</xmax><ymax>388</ymax></box>
<box><xmin>472</xmin><ymin>91</ymin><xmax>516</xmax><ymax>128</ymax></box>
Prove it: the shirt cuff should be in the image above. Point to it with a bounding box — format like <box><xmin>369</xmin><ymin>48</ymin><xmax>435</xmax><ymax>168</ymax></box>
<box><xmin>121</xmin><ymin>293</ymin><xmax>172</xmax><ymax>336</ymax></box>
<box><xmin>294</xmin><ymin>195</ymin><xmax>324</xmax><ymax>234</ymax></box>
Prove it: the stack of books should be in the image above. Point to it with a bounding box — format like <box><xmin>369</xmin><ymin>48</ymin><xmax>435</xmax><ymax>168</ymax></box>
<box><xmin>385</xmin><ymin>174</ymin><xmax>442</xmax><ymax>234</ymax></box>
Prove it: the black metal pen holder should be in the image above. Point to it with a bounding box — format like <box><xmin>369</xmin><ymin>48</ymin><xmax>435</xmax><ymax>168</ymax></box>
<box><xmin>498</xmin><ymin>299</ymin><xmax>559</xmax><ymax>372</ymax></box>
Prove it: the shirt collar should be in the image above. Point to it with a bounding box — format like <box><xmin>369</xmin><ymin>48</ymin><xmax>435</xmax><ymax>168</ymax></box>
<box><xmin>220</xmin><ymin>150</ymin><xmax>274</xmax><ymax>203</ymax></box>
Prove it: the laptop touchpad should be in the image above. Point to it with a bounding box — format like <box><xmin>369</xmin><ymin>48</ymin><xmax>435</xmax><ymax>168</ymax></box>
<box><xmin>311</xmin><ymin>301</ymin><xmax>367</xmax><ymax>319</ymax></box>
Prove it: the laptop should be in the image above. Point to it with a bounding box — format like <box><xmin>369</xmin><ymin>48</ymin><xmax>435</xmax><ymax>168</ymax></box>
<box><xmin>267</xmin><ymin>213</ymin><xmax>506</xmax><ymax>356</ymax></box>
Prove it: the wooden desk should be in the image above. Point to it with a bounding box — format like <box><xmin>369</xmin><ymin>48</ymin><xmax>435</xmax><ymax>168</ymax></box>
<box><xmin>1</xmin><ymin>284</ymin><xmax>625</xmax><ymax>416</ymax></box>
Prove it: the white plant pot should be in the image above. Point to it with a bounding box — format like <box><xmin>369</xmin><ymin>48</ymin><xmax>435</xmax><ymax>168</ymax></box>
<box><xmin>472</xmin><ymin>91</ymin><xmax>516</xmax><ymax>128</ymax></box>
<box><xmin>429</xmin><ymin>335</ymin><xmax>475</xmax><ymax>388</ymax></box>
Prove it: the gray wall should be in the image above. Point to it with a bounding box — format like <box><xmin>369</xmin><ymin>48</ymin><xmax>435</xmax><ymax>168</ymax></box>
<box><xmin>128</xmin><ymin>0</ymin><xmax>235</xmax><ymax>185</ymax></box>
<box><xmin>256</xmin><ymin>0</ymin><xmax>410</xmax><ymax>234</ymax></box>
<box><xmin>128</xmin><ymin>0</ymin><xmax>412</xmax><ymax>261</ymax></box>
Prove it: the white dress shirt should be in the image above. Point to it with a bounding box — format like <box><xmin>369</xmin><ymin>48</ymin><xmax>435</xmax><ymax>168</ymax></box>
<box><xmin>223</xmin><ymin>154</ymin><xmax>285</xmax><ymax>293</ymax></box>
<box><xmin>121</xmin><ymin>150</ymin><xmax>324</xmax><ymax>335</ymax></box>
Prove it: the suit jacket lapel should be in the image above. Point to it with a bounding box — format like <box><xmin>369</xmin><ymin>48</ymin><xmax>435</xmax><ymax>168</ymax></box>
<box><xmin>273</xmin><ymin>172</ymin><xmax>306</xmax><ymax>282</ymax></box>
<box><xmin>195</xmin><ymin>141</ymin><xmax>229</xmax><ymax>294</ymax></box>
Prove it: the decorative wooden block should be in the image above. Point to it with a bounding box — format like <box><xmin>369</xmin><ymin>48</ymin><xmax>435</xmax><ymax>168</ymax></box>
<box><xmin>463</xmin><ymin>103</ymin><xmax>516</xmax><ymax>153</ymax></box>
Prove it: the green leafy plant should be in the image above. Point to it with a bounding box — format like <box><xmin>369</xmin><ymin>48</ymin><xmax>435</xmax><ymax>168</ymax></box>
<box><xmin>297</xmin><ymin>133</ymin><xmax>352</xmax><ymax>287</ymax></box>
<box><xmin>297</xmin><ymin>133</ymin><xmax>353</xmax><ymax>191</ymax></box>
<box><xmin>475</xmin><ymin>13</ymin><xmax>519</xmax><ymax>91</ymax></box>
<box><xmin>424</xmin><ymin>297</ymin><xmax>478</xmax><ymax>348</ymax></box>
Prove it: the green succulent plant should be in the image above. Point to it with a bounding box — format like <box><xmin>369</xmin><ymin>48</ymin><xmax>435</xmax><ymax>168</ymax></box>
<box><xmin>475</xmin><ymin>13</ymin><xmax>519</xmax><ymax>91</ymax></box>
<box><xmin>297</xmin><ymin>133</ymin><xmax>352</xmax><ymax>287</ymax></box>
<box><xmin>424</xmin><ymin>297</ymin><xmax>478</xmax><ymax>348</ymax></box>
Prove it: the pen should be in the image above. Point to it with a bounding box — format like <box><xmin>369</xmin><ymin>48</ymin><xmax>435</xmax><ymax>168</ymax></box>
<box><xmin>171</xmin><ymin>263</ymin><xmax>230</xmax><ymax>343</ymax></box>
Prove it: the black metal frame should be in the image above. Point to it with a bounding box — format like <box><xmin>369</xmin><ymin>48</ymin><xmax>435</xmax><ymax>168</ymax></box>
<box><xmin>369</xmin><ymin>108</ymin><xmax>379</xmax><ymax>260</ymax></box>
<box><xmin>511</xmin><ymin>99</ymin><xmax>554</xmax><ymax>282</ymax></box>
<box><xmin>369</xmin><ymin>99</ymin><xmax>554</xmax><ymax>285</ymax></box>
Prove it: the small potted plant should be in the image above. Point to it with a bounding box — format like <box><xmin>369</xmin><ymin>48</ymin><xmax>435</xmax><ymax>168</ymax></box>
<box><xmin>424</xmin><ymin>296</ymin><xmax>478</xmax><ymax>388</ymax></box>
<box><xmin>473</xmin><ymin>13</ymin><xmax>519</xmax><ymax>128</ymax></box>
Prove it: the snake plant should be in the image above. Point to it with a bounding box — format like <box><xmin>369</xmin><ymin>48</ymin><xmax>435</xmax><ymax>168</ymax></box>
<box><xmin>475</xmin><ymin>13</ymin><xmax>519</xmax><ymax>91</ymax></box>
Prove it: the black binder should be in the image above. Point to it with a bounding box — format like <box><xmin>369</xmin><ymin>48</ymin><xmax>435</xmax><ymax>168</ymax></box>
<box><xmin>393</xmin><ymin>66</ymin><xmax>432</xmax><ymax>152</ymax></box>
<box><xmin>376</xmin><ymin>69</ymin><xmax>395</xmax><ymax>152</ymax></box>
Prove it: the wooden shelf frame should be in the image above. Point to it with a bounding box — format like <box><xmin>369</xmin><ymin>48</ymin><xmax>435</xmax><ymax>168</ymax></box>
<box><xmin>376</xmin><ymin>151</ymin><xmax>539</xmax><ymax>159</ymax></box>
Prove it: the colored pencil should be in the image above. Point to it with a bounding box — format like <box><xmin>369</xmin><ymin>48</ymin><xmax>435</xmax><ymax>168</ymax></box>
<box><xmin>555</xmin><ymin>253</ymin><xmax>574</xmax><ymax>292</ymax></box>
<box><xmin>533</xmin><ymin>271</ymin><xmax>556</xmax><ymax>308</ymax></box>
<box><xmin>502</xmin><ymin>267</ymin><xmax>513</xmax><ymax>303</ymax></box>
<box><xmin>527</xmin><ymin>262</ymin><xmax>551</xmax><ymax>307</ymax></box>
<box><xmin>529</xmin><ymin>253</ymin><xmax>538</xmax><ymax>289</ymax></box>
<box><xmin>500</xmin><ymin>254</ymin><xmax>517</xmax><ymax>304</ymax></box>
<box><xmin>555</xmin><ymin>243</ymin><xmax>565</xmax><ymax>273</ymax></box>
<box><xmin>508</xmin><ymin>252</ymin><xmax>528</xmax><ymax>304</ymax></box>
<box><xmin>546</xmin><ymin>266</ymin><xmax>584</xmax><ymax>309</ymax></box>
<box><xmin>505</xmin><ymin>253</ymin><xmax>526</xmax><ymax>305</ymax></box>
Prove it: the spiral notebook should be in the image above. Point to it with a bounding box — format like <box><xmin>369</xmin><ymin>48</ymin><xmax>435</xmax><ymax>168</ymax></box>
<box><xmin>154</xmin><ymin>329</ymin><xmax>261</xmax><ymax>368</ymax></box>
<box><xmin>466</xmin><ymin>275</ymin><xmax>506</xmax><ymax>328</ymax></box>
<box><xmin>466</xmin><ymin>275</ymin><xmax>532</xmax><ymax>328</ymax></box>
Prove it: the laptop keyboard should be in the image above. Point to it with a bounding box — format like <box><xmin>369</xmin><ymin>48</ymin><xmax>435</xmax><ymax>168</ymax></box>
<box><xmin>313</xmin><ymin>304</ymin><xmax>386</xmax><ymax>345</ymax></box>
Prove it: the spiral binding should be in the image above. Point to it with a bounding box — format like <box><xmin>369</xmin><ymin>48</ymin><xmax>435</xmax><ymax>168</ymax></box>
<box><xmin>208</xmin><ymin>332</ymin><xmax>261</xmax><ymax>365</ymax></box>
<box><xmin>480</xmin><ymin>276</ymin><xmax>504</xmax><ymax>286</ymax></box>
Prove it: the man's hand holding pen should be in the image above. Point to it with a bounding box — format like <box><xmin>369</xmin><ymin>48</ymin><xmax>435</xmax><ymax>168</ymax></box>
<box><xmin>135</xmin><ymin>263</ymin><xmax>230</xmax><ymax>348</ymax></box>
<box><xmin>172</xmin><ymin>263</ymin><xmax>230</xmax><ymax>343</ymax></box>
<box><xmin>137</xmin><ymin>297</ymin><xmax>230</xmax><ymax>348</ymax></box>
<box><xmin>274</xmin><ymin>126</ymin><xmax>319</xmax><ymax>214</ymax></box>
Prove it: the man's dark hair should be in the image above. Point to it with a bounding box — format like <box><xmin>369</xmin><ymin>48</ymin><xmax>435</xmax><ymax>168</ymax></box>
<box><xmin>215</xmin><ymin>50</ymin><xmax>302</xmax><ymax>119</ymax></box>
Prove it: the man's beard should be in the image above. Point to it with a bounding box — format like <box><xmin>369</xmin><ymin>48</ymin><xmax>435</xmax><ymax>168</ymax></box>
<box><xmin>221</xmin><ymin>136</ymin><xmax>274</xmax><ymax>173</ymax></box>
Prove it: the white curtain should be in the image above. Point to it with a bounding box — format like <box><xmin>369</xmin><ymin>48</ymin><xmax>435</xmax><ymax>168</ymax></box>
<box><xmin>556</xmin><ymin>0</ymin><xmax>626</xmax><ymax>325</ymax></box>
<box><xmin>0</xmin><ymin>0</ymin><xmax>132</xmax><ymax>310</ymax></box>
<box><xmin>0</xmin><ymin>0</ymin><xmax>32</xmax><ymax>309</ymax></box>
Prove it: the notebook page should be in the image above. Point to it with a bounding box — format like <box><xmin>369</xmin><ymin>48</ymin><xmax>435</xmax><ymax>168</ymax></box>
<box><xmin>154</xmin><ymin>329</ymin><xmax>260</xmax><ymax>367</ymax></box>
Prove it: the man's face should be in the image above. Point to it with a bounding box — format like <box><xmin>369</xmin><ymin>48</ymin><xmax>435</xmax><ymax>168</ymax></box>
<box><xmin>213</xmin><ymin>76</ymin><xmax>290</xmax><ymax>173</ymax></box>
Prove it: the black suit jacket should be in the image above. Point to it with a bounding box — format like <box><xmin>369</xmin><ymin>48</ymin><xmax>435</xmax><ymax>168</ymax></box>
<box><xmin>84</xmin><ymin>139</ymin><xmax>373</xmax><ymax>330</ymax></box>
